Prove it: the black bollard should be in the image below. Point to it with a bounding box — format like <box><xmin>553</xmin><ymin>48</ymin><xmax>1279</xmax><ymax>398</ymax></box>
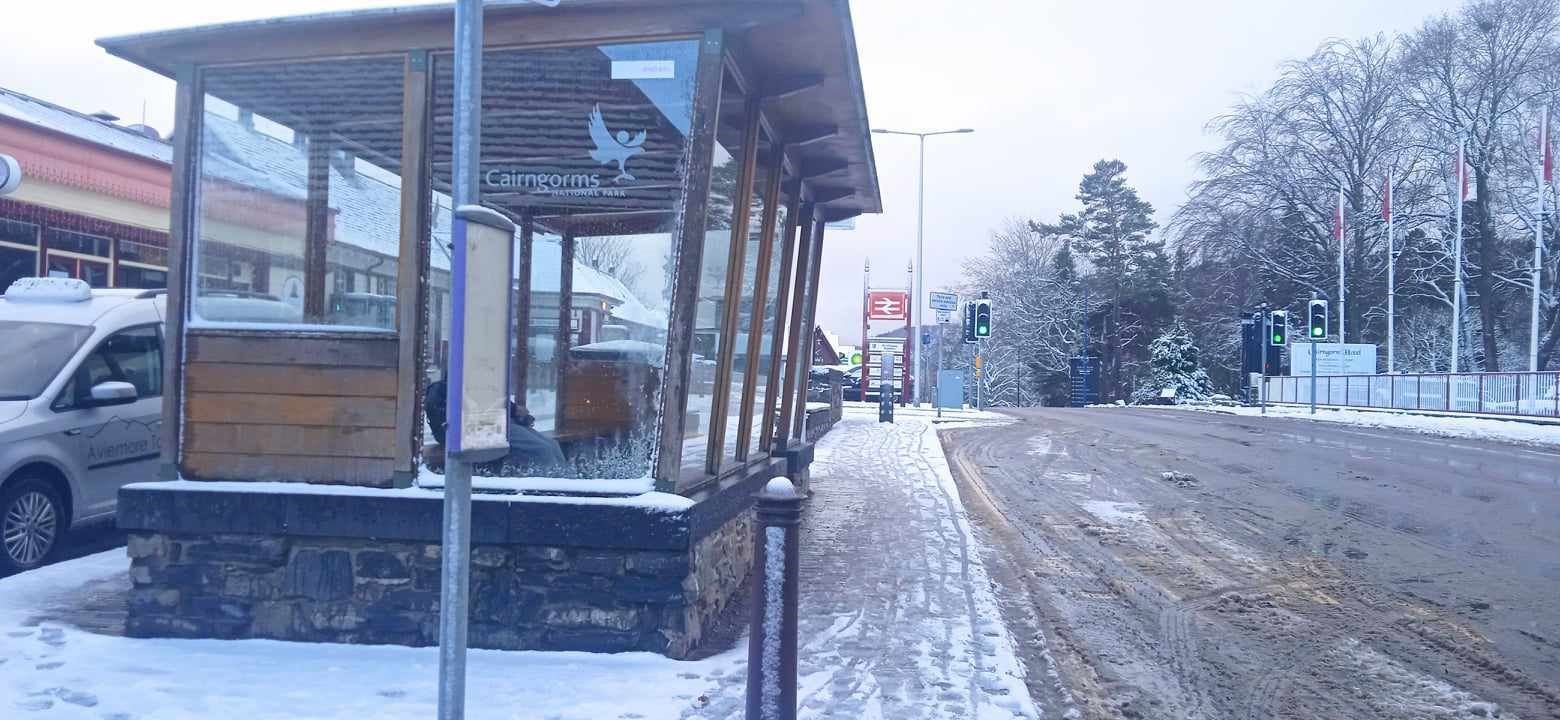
<box><xmin>746</xmin><ymin>477</ymin><xmax>802</xmax><ymax>720</ymax></box>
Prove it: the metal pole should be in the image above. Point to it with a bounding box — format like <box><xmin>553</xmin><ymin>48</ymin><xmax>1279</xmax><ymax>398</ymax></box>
<box><xmin>1532</xmin><ymin>117</ymin><xmax>1545</xmax><ymax>373</ymax></box>
<box><xmin>1310</xmin><ymin>295</ymin><xmax>1318</xmax><ymax>415</ymax></box>
<box><xmin>1339</xmin><ymin>185</ymin><xmax>1347</xmax><ymax>343</ymax></box>
<box><xmin>1452</xmin><ymin>136</ymin><xmax>1465</xmax><ymax>374</ymax></box>
<box><xmin>439</xmin><ymin>2</ymin><xmax>482</xmax><ymax>718</ymax></box>
<box><xmin>1387</xmin><ymin>174</ymin><xmax>1396</xmax><ymax>374</ymax></box>
<box><xmin>913</xmin><ymin>135</ymin><xmax>925</xmax><ymax>406</ymax></box>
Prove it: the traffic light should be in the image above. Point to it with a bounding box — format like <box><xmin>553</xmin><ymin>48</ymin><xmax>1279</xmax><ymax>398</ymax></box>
<box><xmin>962</xmin><ymin>302</ymin><xmax>977</xmax><ymax>343</ymax></box>
<box><xmin>1307</xmin><ymin>300</ymin><xmax>1328</xmax><ymax>340</ymax></box>
<box><xmin>1269</xmin><ymin>310</ymin><xmax>1287</xmax><ymax>346</ymax></box>
<box><xmin>974</xmin><ymin>299</ymin><xmax>992</xmax><ymax>338</ymax></box>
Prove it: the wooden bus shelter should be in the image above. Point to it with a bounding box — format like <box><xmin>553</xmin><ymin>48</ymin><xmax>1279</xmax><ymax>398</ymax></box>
<box><xmin>102</xmin><ymin>0</ymin><xmax>878</xmax><ymax>657</ymax></box>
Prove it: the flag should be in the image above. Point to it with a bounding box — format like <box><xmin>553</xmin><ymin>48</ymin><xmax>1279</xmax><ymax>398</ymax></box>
<box><xmin>1334</xmin><ymin>186</ymin><xmax>1345</xmax><ymax>242</ymax></box>
<box><xmin>1381</xmin><ymin>175</ymin><xmax>1392</xmax><ymax>222</ymax></box>
<box><xmin>1542</xmin><ymin>111</ymin><xmax>1552</xmax><ymax>184</ymax></box>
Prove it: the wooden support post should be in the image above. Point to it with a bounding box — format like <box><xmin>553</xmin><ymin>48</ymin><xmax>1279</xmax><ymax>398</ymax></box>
<box><xmin>556</xmin><ymin>231</ymin><xmax>575</xmax><ymax>432</ymax></box>
<box><xmin>761</xmin><ymin>182</ymin><xmax>802</xmax><ymax>453</ymax></box>
<box><xmin>393</xmin><ymin>49</ymin><xmax>432</xmax><ymax>487</ymax></box>
<box><xmin>159</xmin><ymin>66</ymin><xmax>201</xmax><ymax>480</ymax></box>
<box><xmin>304</xmin><ymin>134</ymin><xmax>332</xmax><ymax>322</ymax></box>
<box><xmin>652</xmin><ymin>29</ymin><xmax>724</xmax><ymax>492</ymax></box>
<box><xmin>513</xmin><ymin>213</ymin><xmax>534</xmax><ymax>406</ymax></box>
<box><xmin>735</xmin><ymin>148</ymin><xmax>785</xmax><ymax>460</ymax></box>
<box><xmin>790</xmin><ymin>218</ymin><xmax>826</xmax><ymax>441</ymax></box>
<box><xmin>705</xmin><ymin>97</ymin><xmax>764</xmax><ymax>474</ymax></box>
<box><xmin>776</xmin><ymin>206</ymin><xmax>816</xmax><ymax>445</ymax></box>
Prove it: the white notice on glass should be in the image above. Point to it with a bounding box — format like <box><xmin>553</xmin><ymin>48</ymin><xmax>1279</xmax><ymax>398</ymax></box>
<box><xmin>612</xmin><ymin>60</ymin><xmax>675</xmax><ymax>80</ymax></box>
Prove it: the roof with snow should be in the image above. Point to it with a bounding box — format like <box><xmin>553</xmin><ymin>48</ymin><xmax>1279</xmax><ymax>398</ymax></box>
<box><xmin>0</xmin><ymin>87</ymin><xmax>170</xmax><ymax>163</ymax></box>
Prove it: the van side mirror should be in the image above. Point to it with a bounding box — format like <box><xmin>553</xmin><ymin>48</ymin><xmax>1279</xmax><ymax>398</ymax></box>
<box><xmin>89</xmin><ymin>381</ymin><xmax>139</xmax><ymax>407</ymax></box>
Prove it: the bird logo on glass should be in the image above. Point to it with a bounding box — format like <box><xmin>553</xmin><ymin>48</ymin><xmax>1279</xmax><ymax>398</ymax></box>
<box><xmin>587</xmin><ymin>104</ymin><xmax>647</xmax><ymax>182</ymax></box>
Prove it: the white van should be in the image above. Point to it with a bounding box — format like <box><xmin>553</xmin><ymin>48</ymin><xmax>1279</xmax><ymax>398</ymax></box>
<box><xmin>0</xmin><ymin>278</ymin><xmax>165</xmax><ymax>573</ymax></box>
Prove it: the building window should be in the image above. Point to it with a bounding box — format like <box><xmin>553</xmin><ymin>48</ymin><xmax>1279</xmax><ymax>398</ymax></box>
<box><xmin>0</xmin><ymin>218</ymin><xmax>38</xmax><ymax>291</ymax></box>
<box><xmin>195</xmin><ymin>56</ymin><xmax>405</xmax><ymax>327</ymax></box>
<box><xmin>116</xmin><ymin>265</ymin><xmax>168</xmax><ymax>290</ymax></box>
<box><xmin>44</xmin><ymin>228</ymin><xmax>111</xmax><ymax>258</ymax></box>
<box><xmin>118</xmin><ymin>237</ymin><xmax>169</xmax><ymax>267</ymax></box>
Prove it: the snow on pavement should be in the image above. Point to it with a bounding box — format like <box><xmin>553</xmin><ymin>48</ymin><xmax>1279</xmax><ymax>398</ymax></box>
<box><xmin>682</xmin><ymin>408</ymin><xmax>1038</xmax><ymax>719</ymax></box>
<box><xmin>0</xmin><ymin>552</ymin><xmax>744</xmax><ymax>719</ymax></box>
<box><xmin>1177</xmin><ymin>403</ymin><xmax>1560</xmax><ymax>447</ymax></box>
<box><xmin>0</xmin><ymin>411</ymin><xmax>1038</xmax><ymax>719</ymax></box>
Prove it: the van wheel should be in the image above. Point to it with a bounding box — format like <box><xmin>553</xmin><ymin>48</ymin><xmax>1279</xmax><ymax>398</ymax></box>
<box><xmin>1</xmin><ymin>477</ymin><xmax>63</xmax><ymax>574</ymax></box>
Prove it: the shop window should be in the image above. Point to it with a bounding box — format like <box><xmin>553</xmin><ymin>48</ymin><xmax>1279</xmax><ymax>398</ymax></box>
<box><xmin>195</xmin><ymin>56</ymin><xmax>405</xmax><ymax>327</ymax></box>
<box><xmin>44</xmin><ymin>228</ymin><xmax>111</xmax><ymax>258</ymax></box>
<box><xmin>426</xmin><ymin>39</ymin><xmax>699</xmax><ymax>484</ymax></box>
<box><xmin>117</xmin><ymin>237</ymin><xmax>169</xmax><ymax>267</ymax></box>
<box><xmin>116</xmin><ymin>265</ymin><xmax>167</xmax><ymax>290</ymax></box>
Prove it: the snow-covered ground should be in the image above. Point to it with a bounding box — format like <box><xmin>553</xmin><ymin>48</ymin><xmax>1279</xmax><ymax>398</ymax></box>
<box><xmin>0</xmin><ymin>409</ymin><xmax>1040</xmax><ymax>719</ymax></box>
<box><xmin>1177</xmin><ymin>402</ymin><xmax>1560</xmax><ymax>447</ymax></box>
<box><xmin>0</xmin><ymin>552</ymin><xmax>744</xmax><ymax>719</ymax></box>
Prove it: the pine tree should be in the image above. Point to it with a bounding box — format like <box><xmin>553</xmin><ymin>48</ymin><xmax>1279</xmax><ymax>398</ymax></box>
<box><xmin>1136</xmin><ymin>320</ymin><xmax>1212</xmax><ymax>403</ymax></box>
<box><xmin>1056</xmin><ymin>160</ymin><xmax>1161</xmax><ymax>401</ymax></box>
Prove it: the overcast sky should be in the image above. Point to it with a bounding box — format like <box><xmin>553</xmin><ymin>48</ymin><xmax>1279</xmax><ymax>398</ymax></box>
<box><xmin>0</xmin><ymin>0</ymin><xmax>1461</xmax><ymax>344</ymax></box>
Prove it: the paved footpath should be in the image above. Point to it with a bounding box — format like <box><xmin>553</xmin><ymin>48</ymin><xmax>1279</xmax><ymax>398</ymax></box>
<box><xmin>689</xmin><ymin>410</ymin><xmax>1040</xmax><ymax>719</ymax></box>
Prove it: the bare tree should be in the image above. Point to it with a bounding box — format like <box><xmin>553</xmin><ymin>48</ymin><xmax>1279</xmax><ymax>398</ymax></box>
<box><xmin>576</xmin><ymin>236</ymin><xmax>645</xmax><ymax>292</ymax></box>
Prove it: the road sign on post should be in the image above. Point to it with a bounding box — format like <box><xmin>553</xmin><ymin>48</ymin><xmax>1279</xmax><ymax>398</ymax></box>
<box><xmin>929</xmin><ymin>291</ymin><xmax>958</xmax><ymax>311</ymax></box>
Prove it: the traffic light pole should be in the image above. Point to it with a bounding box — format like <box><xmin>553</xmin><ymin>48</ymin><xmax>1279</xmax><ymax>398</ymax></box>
<box><xmin>1309</xmin><ymin>335</ymin><xmax>1318</xmax><ymax>415</ymax></box>
<box><xmin>1258</xmin><ymin>303</ymin><xmax>1269</xmax><ymax>416</ymax></box>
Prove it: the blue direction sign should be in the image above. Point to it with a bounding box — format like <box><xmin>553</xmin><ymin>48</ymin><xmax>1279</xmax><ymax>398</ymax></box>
<box><xmin>928</xmin><ymin>291</ymin><xmax>958</xmax><ymax>312</ymax></box>
<box><xmin>1068</xmin><ymin>356</ymin><xmax>1100</xmax><ymax>407</ymax></box>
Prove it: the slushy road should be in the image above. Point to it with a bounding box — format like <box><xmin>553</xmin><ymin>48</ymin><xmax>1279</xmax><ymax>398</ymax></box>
<box><xmin>942</xmin><ymin>407</ymin><xmax>1560</xmax><ymax>719</ymax></box>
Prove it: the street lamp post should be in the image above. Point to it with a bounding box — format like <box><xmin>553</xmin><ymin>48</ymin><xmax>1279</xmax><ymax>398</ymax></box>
<box><xmin>871</xmin><ymin>127</ymin><xmax>972</xmax><ymax>407</ymax></box>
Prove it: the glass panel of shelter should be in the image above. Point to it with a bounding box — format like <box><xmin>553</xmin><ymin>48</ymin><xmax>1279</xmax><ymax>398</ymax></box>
<box><xmin>424</xmin><ymin>39</ymin><xmax>699</xmax><ymax>485</ymax></box>
<box><xmin>748</xmin><ymin>184</ymin><xmax>788</xmax><ymax>456</ymax></box>
<box><xmin>193</xmin><ymin>55</ymin><xmax>406</xmax><ymax>328</ymax></box>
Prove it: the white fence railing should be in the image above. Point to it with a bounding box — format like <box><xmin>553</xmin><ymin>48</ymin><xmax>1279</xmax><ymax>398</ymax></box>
<box><xmin>1262</xmin><ymin>371</ymin><xmax>1560</xmax><ymax>418</ymax></box>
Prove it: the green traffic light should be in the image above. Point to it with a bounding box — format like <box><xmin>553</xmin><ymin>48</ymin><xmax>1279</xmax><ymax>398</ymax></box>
<box><xmin>1311</xmin><ymin>327</ymin><xmax>1323</xmax><ymax>337</ymax></box>
<box><xmin>1272</xmin><ymin>334</ymin><xmax>1281</xmax><ymax>343</ymax></box>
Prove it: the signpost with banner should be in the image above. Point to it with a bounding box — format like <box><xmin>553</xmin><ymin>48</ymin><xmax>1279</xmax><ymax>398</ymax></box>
<box><xmin>1288</xmin><ymin>343</ymin><xmax>1377</xmax><ymax>376</ymax></box>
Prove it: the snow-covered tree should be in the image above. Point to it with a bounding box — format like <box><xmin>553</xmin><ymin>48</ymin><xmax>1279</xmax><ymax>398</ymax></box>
<box><xmin>1134</xmin><ymin>320</ymin><xmax>1212</xmax><ymax>403</ymax></box>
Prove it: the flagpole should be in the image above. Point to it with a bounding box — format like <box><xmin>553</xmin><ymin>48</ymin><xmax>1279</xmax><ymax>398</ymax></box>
<box><xmin>1452</xmin><ymin>136</ymin><xmax>1465</xmax><ymax>374</ymax></box>
<box><xmin>1386</xmin><ymin>174</ymin><xmax>1395</xmax><ymax>373</ymax></box>
<box><xmin>1338</xmin><ymin>185</ymin><xmax>1346</xmax><ymax>342</ymax></box>
<box><xmin>1532</xmin><ymin>112</ymin><xmax>1547</xmax><ymax>372</ymax></box>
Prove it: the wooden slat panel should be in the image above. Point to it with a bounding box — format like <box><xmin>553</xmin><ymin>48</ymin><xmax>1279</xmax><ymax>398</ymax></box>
<box><xmin>186</xmin><ymin>393</ymin><xmax>397</xmax><ymax>427</ymax></box>
<box><xmin>186</xmin><ymin>423</ymin><xmax>394</xmax><ymax>458</ymax></box>
<box><xmin>186</xmin><ymin>363</ymin><xmax>397</xmax><ymax>397</ymax></box>
<box><xmin>183</xmin><ymin>451</ymin><xmax>394</xmax><ymax>486</ymax></box>
<box><xmin>187</xmin><ymin>333</ymin><xmax>398</xmax><ymax>367</ymax></box>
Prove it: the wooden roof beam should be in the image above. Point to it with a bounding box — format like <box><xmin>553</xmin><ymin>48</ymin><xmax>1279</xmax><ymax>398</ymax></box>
<box><xmin>808</xmin><ymin>186</ymin><xmax>854</xmax><ymax>204</ymax></box>
<box><xmin>759</xmin><ymin>74</ymin><xmax>826</xmax><ymax>104</ymax></box>
<box><xmin>798</xmin><ymin>158</ymin><xmax>850</xmax><ymax>180</ymax></box>
<box><xmin>784</xmin><ymin>125</ymin><xmax>840</xmax><ymax>148</ymax></box>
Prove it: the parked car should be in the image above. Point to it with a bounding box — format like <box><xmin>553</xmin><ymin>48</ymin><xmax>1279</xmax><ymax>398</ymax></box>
<box><xmin>0</xmin><ymin>278</ymin><xmax>165</xmax><ymax>573</ymax></box>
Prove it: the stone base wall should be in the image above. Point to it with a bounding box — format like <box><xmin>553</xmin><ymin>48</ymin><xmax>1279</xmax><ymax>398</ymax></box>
<box><xmin>126</xmin><ymin>532</ymin><xmax>720</xmax><ymax>654</ymax></box>
<box><xmin>118</xmin><ymin>459</ymin><xmax>787</xmax><ymax>658</ymax></box>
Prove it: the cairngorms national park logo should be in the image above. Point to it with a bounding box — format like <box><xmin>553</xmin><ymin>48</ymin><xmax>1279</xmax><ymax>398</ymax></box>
<box><xmin>587</xmin><ymin>104</ymin><xmax>647</xmax><ymax>182</ymax></box>
<box><xmin>483</xmin><ymin>104</ymin><xmax>645</xmax><ymax>198</ymax></box>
